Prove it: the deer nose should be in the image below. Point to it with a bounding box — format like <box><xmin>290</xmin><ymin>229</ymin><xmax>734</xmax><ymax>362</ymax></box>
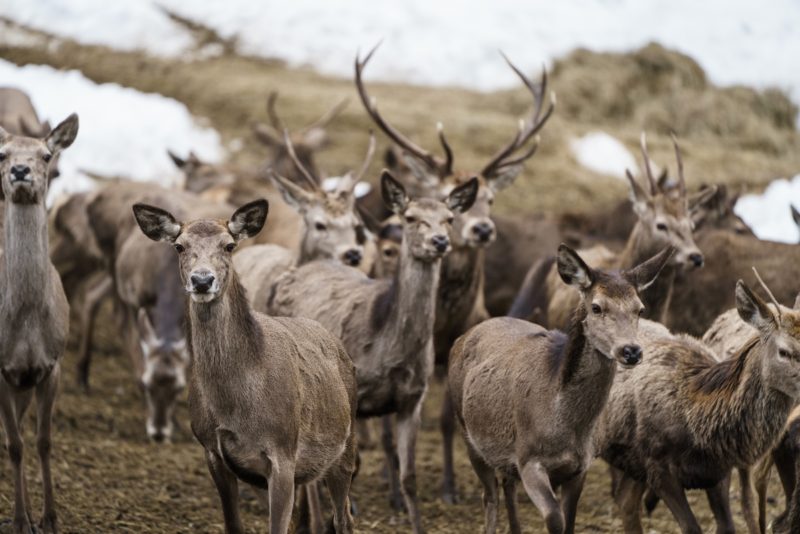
<box><xmin>688</xmin><ymin>253</ymin><xmax>704</xmax><ymax>268</ymax></box>
<box><xmin>343</xmin><ymin>249</ymin><xmax>362</xmax><ymax>267</ymax></box>
<box><xmin>431</xmin><ymin>234</ymin><xmax>450</xmax><ymax>253</ymax></box>
<box><xmin>472</xmin><ymin>222</ymin><xmax>494</xmax><ymax>242</ymax></box>
<box><xmin>10</xmin><ymin>165</ymin><xmax>31</xmax><ymax>181</ymax></box>
<box><xmin>621</xmin><ymin>345</ymin><xmax>643</xmax><ymax>366</ymax></box>
<box><xmin>190</xmin><ymin>272</ymin><xmax>215</xmax><ymax>293</ymax></box>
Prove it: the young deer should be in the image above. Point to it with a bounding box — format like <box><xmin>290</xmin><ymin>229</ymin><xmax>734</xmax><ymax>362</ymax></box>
<box><xmin>356</xmin><ymin>45</ymin><xmax>555</xmax><ymax>503</ymax></box>
<box><xmin>596</xmin><ymin>276</ymin><xmax>800</xmax><ymax>534</ymax></box>
<box><xmin>0</xmin><ymin>88</ymin><xmax>60</xmax><ymax>183</ymax></box>
<box><xmin>448</xmin><ymin>244</ymin><xmax>672</xmax><ymax>534</ymax></box>
<box><xmin>132</xmin><ymin>199</ymin><xmax>357</xmax><ymax>534</ymax></box>
<box><xmin>0</xmin><ymin>113</ymin><xmax>78</xmax><ymax>533</ymax></box>
<box><xmin>269</xmin><ymin>171</ymin><xmax>478</xmax><ymax>534</ymax></box>
<box><xmin>234</xmin><ymin>132</ymin><xmax>375</xmax><ymax>309</ymax></box>
<box><xmin>516</xmin><ymin>133</ymin><xmax>708</xmax><ymax>330</ymax></box>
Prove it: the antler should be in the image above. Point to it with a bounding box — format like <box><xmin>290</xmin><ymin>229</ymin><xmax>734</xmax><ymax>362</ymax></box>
<box><xmin>354</xmin><ymin>131</ymin><xmax>377</xmax><ymax>183</ymax></box>
<box><xmin>752</xmin><ymin>266</ymin><xmax>782</xmax><ymax>322</ymax></box>
<box><xmin>480</xmin><ymin>54</ymin><xmax>555</xmax><ymax>178</ymax></box>
<box><xmin>355</xmin><ymin>43</ymin><xmax>451</xmax><ymax>178</ymax></box>
<box><xmin>638</xmin><ymin>132</ymin><xmax>658</xmax><ymax>196</ymax></box>
<box><xmin>283</xmin><ymin>129</ymin><xmax>320</xmax><ymax>190</ymax></box>
<box><xmin>303</xmin><ymin>98</ymin><xmax>348</xmax><ymax>133</ymax></box>
<box><xmin>670</xmin><ymin>131</ymin><xmax>687</xmax><ymax>197</ymax></box>
<box><xmin>266</xmin><ymin>92</ymin><xmax>284</xmax><ymax>131</ymax></box>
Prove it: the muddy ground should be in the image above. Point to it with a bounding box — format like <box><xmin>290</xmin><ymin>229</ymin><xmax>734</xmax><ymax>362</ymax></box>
<box><xmin>0</xmin><ymin>19</ymin><xmax>797</xmax><ymax>533</ymax></box>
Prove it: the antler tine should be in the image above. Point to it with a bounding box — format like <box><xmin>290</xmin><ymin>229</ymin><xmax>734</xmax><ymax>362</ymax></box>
<box><xmin>355</xmin><ymin>43</ymin><xmax>446</xmax><ymax>176</ymax></box>
<box><xmin>493</xmin><ymin>135</ymin><xmax>540</xmax><ymax>172</ymax></box>
<box><xmin>481</xmin><ymin>56</ymin><xmax>555</xmax><ymax>178</ymax></box>
<box><xmin>670</xmin><ymin>131</ymin><xmax>687</xmax><ymax>197</ymax></box>
<box><xmin>639</xmin><ymin>132</ymin><xmax>658</xmax><ymax>196</ymax></box>
<box><xmin>304</xmin><ymin>97</ymin><xmax>349</xmax><ymax>132</ymax></box>
<box><xmin>282</xmin><ymin>128</ymin><xmax>319</xmax><ymax>190</ymax></box>
<box><xmin>266</xmin><ymin>91</ymin><xmax>284</xmax><ymax>131</ymax></box>
<box><xmin>752</xmin><ymin>266</ymin><xmax>782</xmax><ymax>322</ymax></box>
<box><xmin>354</xmin><ymin>130</ymin><xmax>377</xmax><ymax>183</ymax></box>
<box><xmin>437</xmin><ymin>122</ymin><xmax>454</xmax><ymax>177</ymax></box>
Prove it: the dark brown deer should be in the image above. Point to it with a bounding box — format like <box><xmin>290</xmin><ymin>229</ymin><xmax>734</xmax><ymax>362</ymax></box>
<box><xmin>448</xmin><ymin>244</ymin><xmax>672</xmax><ymax>534</ymax></box>
<box><xmin>0</xmin><ymin>113</ymin><xmax>78</xmax><ymax>533</ymax></box>
<box><xmin>269</xmin><ymin>171</ymin><xmax>478</xmax><ymax>534</ymax></box>
<box><xmin>596</xmin><ymin>276</ymin><xmax>800</xmax><ymax>534</ymax></box>
<box><xmin>356</xmin><ymin>45</ymin><xmax>556</xmax><ymax>503</ymax></box>
<box><xmin>132</xmin><ymin>199</ymin><xmax>357</xmax><ymax>534</ymax></box>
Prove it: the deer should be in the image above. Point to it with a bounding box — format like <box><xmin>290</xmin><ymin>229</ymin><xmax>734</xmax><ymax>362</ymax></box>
<box><xmin>0</xmin><ymin>88</ymin><xmax>60</xmax><ymax>184</ymax></box>
<box><xmin>511</xmin><ymin>133</ymin><xmax>709</xmax><ymax>330</ymax></box>
<box><xmin>355</xmin><ymin>44</ymin><xmax>556</xmax><ymax>504</ymax></box>
<box><xmin>234</xmin><ymin>132</ymin><xmax>375</xmax><ymax>310</ymax></box>
<box><xmin>132</xmin><ymin>199</ymin><xmax>357</xmax><ymax>534</ymax></box>
<box><xmin>701</xmin><ymin>287</ymin><xmax>800</xmax><ymax>534</ymax></box>
<box><xmin>595</xmin><ymin>274</ymin><xmax>800</xmax><ymax>534</ymax></box>
<box><xmin>0</xmin><ymin>113</ymin><xmax>78</xmax><ymax>534</ymax></box>
<box><xmin>448</xmin><ymin>244</ymin><xmax>672</xmax><ymax>534</ymax></box>
<box><xmin>269</xmin><ymin>171</ymin><xmax>479</xmax><ymax>534</ymax></box>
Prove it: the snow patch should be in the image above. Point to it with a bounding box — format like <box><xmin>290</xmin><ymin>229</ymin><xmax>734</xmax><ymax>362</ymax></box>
<box><xmin>570</xmin><ymin>132</ymin><xmax>637</xmax><ymax>179</ymax></box>
<box><xmin>734</xmin><ymin>175</ymin><xmax>800</xmax><ymax>244</ymax></box>
<box><xmin>0</xmin><ymin>60</ymin><xmax>224</xmax><ymax>202</ymax></box>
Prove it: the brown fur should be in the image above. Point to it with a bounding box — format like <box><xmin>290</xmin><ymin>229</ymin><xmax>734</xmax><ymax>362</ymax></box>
<box><xmin>133</xmin><ymin>200</ymin><xmax>357</xmax><ymax>534</ymax></box>
<box><xmin>0</xmin><ymin>114</ymin><xmax>77</xmax><ymax>533</ymax></box>
<box><xmin>0</xmin><ymin>88</ymin><xmax>60</xmax><ymax>184</ymax></box>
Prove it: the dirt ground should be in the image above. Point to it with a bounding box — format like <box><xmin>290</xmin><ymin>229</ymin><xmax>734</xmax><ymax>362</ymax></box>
<box><xmin>0</xmin><ymin>18</ymin><xmax>796</xmax><ymax>534</ymax></box>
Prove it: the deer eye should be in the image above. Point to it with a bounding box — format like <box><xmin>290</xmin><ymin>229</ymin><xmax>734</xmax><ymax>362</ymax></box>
<box><xmin>0</xmin><ymin>153</ymin><xmax>5</xmax><ymax>162</ymax></box>
<box><xmin>591</xmin><ymin>304</ymin><xmax>602</xmax><ymax>315</ymax></box>
<box><xmin>638</xmin><ymin>307</ymin><xmax>645</xmax><ymax>316</ymax></box>
<box><xmin>405</xmin><ymin>215</ymin><xmax>417</xmax><ymax>224</ymax></box>
<box><xmin>315</xmin><ymin>222</ymin><xmax>327</xmax><ymax>231</ymax></box>
<box><xmin>224</xmin><ymin>242</ymin><xmax>236</xmax><ymax>253</ymax></box>
<box><xmin>383</xmin><ymin>248</ymin><xmax>397</xmax><ymax>258</ymax></box>
<box><xmin>43</xmin><ymin>153</ymin><xmax>52</xmax><ymax>163</ymax></box>
<box><xmin>656</xmin><ymin>222</ymin><xmax>668</xmax><ymax>232</ymax></box>
<box><xmin>174</xmin><ymin>243</ymin><xmax>185</xmax><ymax>253</ymax></box>
<box><xmin>446</xmin><ymin>217</ymin><xmax>454</xmax><ymax>224</ymax></box>
<box><xmin>779</xmin><ymin>349</ymin><xmax>791</xmax><ymax>359</ymax></box>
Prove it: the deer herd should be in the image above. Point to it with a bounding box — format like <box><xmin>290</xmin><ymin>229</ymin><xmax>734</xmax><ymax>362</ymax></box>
<box><xmin>1</xmin><ymin>46</ymin><xmax>800</xmax><ymax>534</ymax></box>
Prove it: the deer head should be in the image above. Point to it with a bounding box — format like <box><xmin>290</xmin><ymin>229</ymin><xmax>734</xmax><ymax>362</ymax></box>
<box><xmin>168</xmin><ymin>150</ymin><xmax>236</xmax><ymax>194</ymax></box>
<box><xmin>381</xmin><ymin>170</ymin><xmax>478</xmax><ymax>262</ymax></box>
<box><xmin>270</xmin><ymin>131</ymin><xmax>375</xmax><ymax>267</ymax></box>
<box><xmin>0</xmin><ymin>114</ymin><xmax>78</xmax><ymax>204</ymax></box>
<box><xmin>356</xmin><ymin>45</ymin><xmax>554</xmax><ymax>249</ymax></box>
<box><xmin>133</xmin><ymin>200</ymin><xmax>269</xmax><ymax>304</ymax></box>
<box><xmin>135</xmin><ymin>308</ymin><xmax>189</xmax><ymax>443</ymax></box>
<box><xmin>557</xmin><ymin>244</ymin><xmax>674</xmax><ymax>367</ymax></box>
<box><xmin>252</xmin><ymin>91</ymin><xmax>347</xmax><ymax>185</ymax></box>
<box><xmin>736</xmin><ymin>271</ymin><xmax>800</xmax><ymax>399</ymax></box>
<box><xmin>625</xmin><ymin>133</ymin><xmax>704</xmax><ymax>270</ymax></box>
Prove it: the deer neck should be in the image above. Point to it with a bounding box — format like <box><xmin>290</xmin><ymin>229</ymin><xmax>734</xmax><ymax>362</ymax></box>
<box><xmin>3</xmin><ymin>201</ymin><xmax>50</xmax><ymax>308</ymax></box>
<box><xmin>441</xmin><ymin>245</ymin><xmax>484</xmax><ymax>296</ymax></box>
<box><xmin>685</xmin><ymin>339</ymin><xmax>793</xmax><ymax>466</ymax></box>
<box><xmin>151</xmin><ymin>253</ymin><xmax>185</xmax><ymax>343</ymax></box>
<box><xmin>189</xmin><ymin>274</ymin><xmax>263</xmax><ymax>383</ymax></box>
<box><xmin>619</xmin><ymin>223</ymin><xmax>676</xmax><ymax>322</ymax></box>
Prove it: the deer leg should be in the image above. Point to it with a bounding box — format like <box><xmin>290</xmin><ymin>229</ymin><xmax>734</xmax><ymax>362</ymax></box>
<box><xmin>465</xmin><ymin>442</ymin><xmax>498</xmax><ymax>534</ymax></box>
<box><xmin>440</xmin><ymin>391</ymin><xmax>458</xmax><ymax>504</ymax></box>
<box><xmin>651</xmin><ymin>474</ymin><xmax>702</xmax><ymax>534</ymax></box>
<box><xmin>0</xmin><ymin>386</ymin><xmax>34</xmax><ymax>534</ymax></box>
<box><xmin>75</xmin><ymin>274</ymin><xmax>112</xmax><ymax>391</ymax></box>
<box><xmin>772</xmin><ymin>439</ymin><xmax>794</xmax><ymax>532</ymax></box>
<box><xmin>561</xmin><ymin>470</ymin><xmax>587</xmax><ymax>534</ymax></box>
<box><xmin>305</xmin><ymin>483</ymin><xmax>324</xmax><ymax>534</ymax></box>
<box><xmin>205</xmin><ymin>450</ymin><xmax>243</xmax><ymax>534</ymax></box>
<box><xmin>267</xmin><ymin>459</ymin><xmax>296</xmax><ymax>534</ymax></box>
<box><xmin>356</xmin><ymin>419</ymin><xmax>375</xmax><ymax>450</ymax></box>
<box><xmin>380</xmin><ymin>414</ymin><xmax>403</xmax><ymax>511</ymax></box>
<box><xmin>395</xmin><ymin>405</ymin><xmax>425</xmax><ymax>534</ymax></box>
<box><xmin>610</xmin><ymin>467</ymin><xmax>645</xmax><ymax>534</ymax></box>
<box><xmin>519</xmin><ymin>461</ymin><xmax>563</xmax><ymax>534</ymax></box>
<box><xmin>501</xmin><ymin>475</ymin><xmax>521</xmax><ymax>534</ymax></box>
<box><xmin>737</xmin><ymin>466</ymin><xmax>760</xmax><ymax>534</ymax></box>
<box><xmin>35</xmin><ymin>364</ymin><xmax>61</xmax><ymax>533</ymax></box>
<box><xmin>706</xmin><ymin>473</ymin><xmax>735</xmax><ymax>534</ymax></box>
<box><xmin>324</xmin><ymin>441</ymin><xmax>356</xmax><ymax>534</ymax></box>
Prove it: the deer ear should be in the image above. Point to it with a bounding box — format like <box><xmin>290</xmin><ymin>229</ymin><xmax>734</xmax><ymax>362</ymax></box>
<box><xmin>736</xmin><ymin>280</ymin><xmax>776</xmax><ymax>332</ymax></box>
<box><xmin>270</xmin><ymin>172</ymin><xmax>316</xmax><ymax>212</ymax></box>
<box><xmin>167</xmin><ymin>150</ymin><xmax>187</xmax><ymax>169</ymax></box>
<box><xmin>625</xmin><ymin>246</ymin><xmax>675</xmax><ymax>292</ymax></box>
<box><xmin>488</xmin><ymin>164</ymin><xmax>523</xmax><ymax>193</ymax></box>
<box><xmin>228</xmin><ymin>199</ymin><xmax>269</xmax><ymax>241</ymax></box>
<box><xmin>689</xmin><ymin>184</ymin><xmax>719</xmax><ymax>212</ymax></box>
<box><xmin>132</xmin><ymin>204</ymin><xmax>181</xmax><ymax>243</ymax></box>
<box><xmin>303</xmin><ymin>128</ymin><xmax>328</xmax><ymax>150</ymax></box>
<box><xmin>448</xmin><ymin>177</ymin><xmax>479</xmax><ymax>213</ymax></box>
<box><xmin>381</xmin><ymin>170</ymin><xmax>408</xmax><ymax>214</ymax></box>
<box><xmin>45</xmin><ymin>113</ymin><xmax>79</xmax><ymax>153</ymax></box>
<box><xmin>252</xmin><ymin>123</ymin><xmax>282</xmax><ymax>147</ymax></box>
<box><xmin>557</xmin><ymin>244</ymin><xmax>594</xmax><ymax>291</ymax></box>
<box><xmin>626</xmin><ymin>170</ymin><xmax>652</xmax><ymax>217</ymax></box>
